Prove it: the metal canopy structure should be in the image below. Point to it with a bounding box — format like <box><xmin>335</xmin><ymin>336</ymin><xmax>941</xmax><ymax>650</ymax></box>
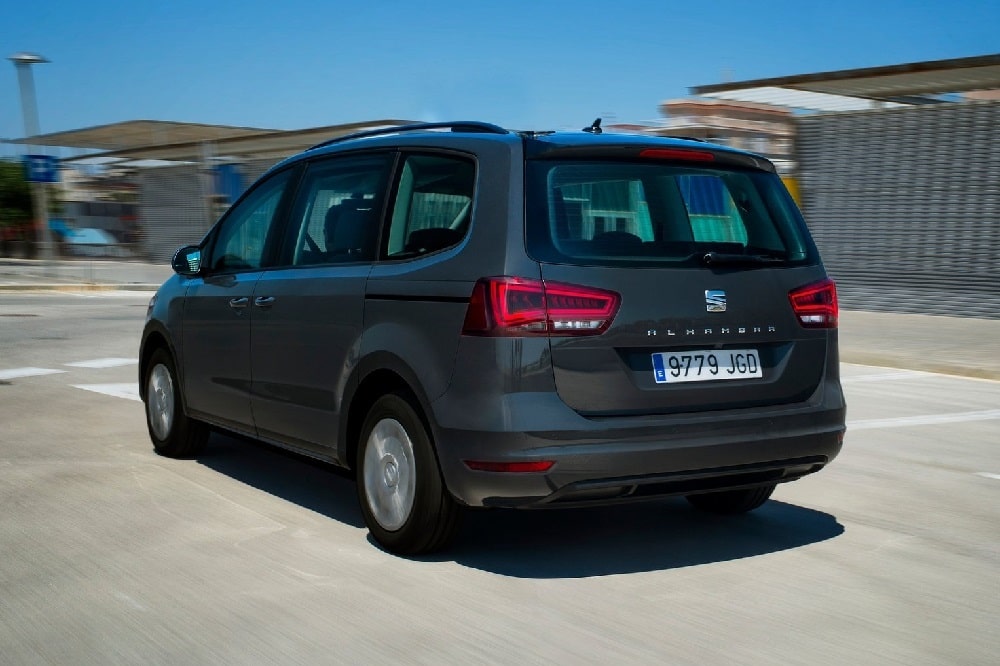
<box><xmin>7</xmin><ymin>119</ymin><xmax>278</xmax><ymax>151</ymax></box>
<box><xmin>691</xmin><ymin>53</ymin><xmax>1000</xmax><ymax>112</ymax></box>
<box><xmin>5</xmin><ymin>118</ymin><xmax>417</xmax><ymax>163</ymax></box>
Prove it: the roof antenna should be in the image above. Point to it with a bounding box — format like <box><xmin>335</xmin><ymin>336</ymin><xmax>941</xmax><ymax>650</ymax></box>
<box><xmin>582</xmin><ymin>117</ymin><xmax>602</xmax><ymax>134</ymax></box>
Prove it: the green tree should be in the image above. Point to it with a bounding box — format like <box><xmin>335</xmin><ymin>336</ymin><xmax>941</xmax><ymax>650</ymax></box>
<box><xmin>0</xmin><ymin>159</ymin><xmax>33</xmax><ymax>230</ymax></box>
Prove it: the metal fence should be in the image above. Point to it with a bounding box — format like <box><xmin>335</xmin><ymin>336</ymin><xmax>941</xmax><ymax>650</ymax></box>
<box><xmin>138</xmin><ymin>158</ymin><xmax>279</xmax><ymax>261</ymax></box>
<box><xmin>797</xmin><ymin>100</ymin><xmax>1000</xmax><ymax>319</ymax></box>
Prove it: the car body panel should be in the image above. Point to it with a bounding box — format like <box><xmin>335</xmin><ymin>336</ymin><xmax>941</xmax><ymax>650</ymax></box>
<box><xmin>249</xmin><ymin>264</ymin><xmax>371</xmax><ymax>456</ymax></box>
<box><xmin>180</xmin><ymin>272</ymin><xmax>261</xmax><ymax>433</ymax></box>
<box><xmin>539</xmin><ymin>263</ymin><xmax>832</xmax><ymax>415</ymax></box>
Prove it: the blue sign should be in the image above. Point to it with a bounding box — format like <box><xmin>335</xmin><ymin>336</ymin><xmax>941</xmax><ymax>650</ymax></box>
<box><xmin>215</xmin><ymin>163</ymin><xmax>246</xmax><ymax>203</ymax></box>
<box><xmin>23</xmin><ymin>154</ymin><xmax>59</xmax><ymax>183</ymax></box>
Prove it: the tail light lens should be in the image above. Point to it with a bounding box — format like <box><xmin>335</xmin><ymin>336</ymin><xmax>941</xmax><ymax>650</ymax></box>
<box><xmin>789</xmin><ymin>278</ymin><xmax>838</xmax><ymax>328</ymax></box>
<box><xmin>462</xmin><ymin>277</ymin><xmax>620</xmax><ymax>337</ymax></box>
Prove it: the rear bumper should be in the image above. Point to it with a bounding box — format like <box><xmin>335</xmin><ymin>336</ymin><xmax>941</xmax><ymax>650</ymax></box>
<box><xmin>429</xmin><ymin>384</ymin><xmax>845</xmax><ymax>508</ymax></box>
<box><xmin>485</xmin><ymin>455</ymin><xmax>831</xmax><ymax>508</ymax></box>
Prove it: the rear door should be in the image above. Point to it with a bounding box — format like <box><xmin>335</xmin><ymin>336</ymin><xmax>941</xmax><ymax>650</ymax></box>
<box><xmin>363</xmin><ymin>152</ymin><xmax>479</xmax><ymax>404</ymax></box>
<box><xmin>525</xmin><ymin>156</ymin><xmax>835</xmax><ymax>416</ymax></box>
<box><xmin>248</xmin><ymin>153</ymin><xmax>393</xmax><ymax>457</ymax></box>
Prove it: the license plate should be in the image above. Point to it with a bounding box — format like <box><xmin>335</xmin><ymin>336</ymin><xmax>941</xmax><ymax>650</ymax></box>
<box><xmin>652</xmin><ymin>349</ymin><xmax>762</xmax><ymax>384</ymax></box>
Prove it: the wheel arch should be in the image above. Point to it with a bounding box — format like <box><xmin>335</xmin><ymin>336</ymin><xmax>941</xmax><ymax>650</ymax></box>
<box><xmin>340</xmin><ymin>351</ymin><xmax>438</xmax><ymax>473</ymax></box>
<box><xmin>139</xmin><ymin>323</ymin><xmax>181</xmax><ymax>407</ymax></box>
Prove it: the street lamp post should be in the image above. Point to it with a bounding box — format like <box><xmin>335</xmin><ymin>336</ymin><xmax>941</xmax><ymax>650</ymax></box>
<box><xmin>8</xmin><ymin>52</ymin><xmax>54</xmax><ymax>262</ymax></box>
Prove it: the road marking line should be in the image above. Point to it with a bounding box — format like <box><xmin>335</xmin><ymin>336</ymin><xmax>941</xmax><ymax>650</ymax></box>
<box><xmin>848</xmin><ymin>409</ymin><xmax>1000</xmax><ymax>431</ymax></box>
<box><xmin>841</xmin><ymin>371</ymin><xmax>927</xmax><ymax>384</ymax></box>
<box><xmin>0</xmin><ymin>367</ymin><xmax>66</xmax><ymax>381</ymax></box>
<box><xmin>975</xmin><ymin>473</ymin><xmax>1000</xmax><ymax>481</ymax></box>
<box><xmin>64</xmin><ymin>358</ymin><xmax>138</xmax><ymax>369</ymax></box>
<box><xmin>71</xmin><ymin>383</ymin><xmax>141</xmax><ymax>402</ymax></box>
<box><xmin>843</xmin><ymin>363</ymin><xmax>1000</xmax><ymax>384</ymax></box>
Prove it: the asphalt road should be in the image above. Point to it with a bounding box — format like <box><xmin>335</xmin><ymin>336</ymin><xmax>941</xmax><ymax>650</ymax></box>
<box><xmin>1</xmin><ymin>292</ymin><xmax>998</xmax><ymax>664</ymax></box>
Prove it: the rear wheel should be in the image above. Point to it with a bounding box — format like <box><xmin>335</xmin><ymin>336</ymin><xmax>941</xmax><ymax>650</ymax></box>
<box><xmin>145</xmin><ymin>348</ymin><xmax>208</xmax><ymax>458</ymax></box>
<box><xmin>686</xmin><ymin>484</ymin><xmax>776</xmax><ymax>514</ymax></box>
<box><xmin>356</xmin><ymin>393</ymin><xmax>459</xmax><ymax>555</ymax></box>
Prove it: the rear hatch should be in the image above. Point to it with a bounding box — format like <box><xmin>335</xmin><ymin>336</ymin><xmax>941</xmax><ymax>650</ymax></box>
<box><xmin>523</xmin><ymin>143</ymin><xmax>837</xmax><ymax>416</ymax></box>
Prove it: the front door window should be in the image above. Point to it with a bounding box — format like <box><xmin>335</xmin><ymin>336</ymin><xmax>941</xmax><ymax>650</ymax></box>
<box><xmin>210</xmin><ymin>169</ymin><xmax>292</xmax><ymax>272</ymax></box>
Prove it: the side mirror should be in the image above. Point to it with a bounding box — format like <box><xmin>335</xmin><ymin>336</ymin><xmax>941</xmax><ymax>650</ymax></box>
<box><xmin>171</xmin><ymin>245</ymin><xmax>202</xmax><ymax>276</ymax></box>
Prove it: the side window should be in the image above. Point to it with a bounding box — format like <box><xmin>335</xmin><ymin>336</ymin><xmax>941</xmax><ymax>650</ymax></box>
<box><xmin>385</xmin><ymin>154</ymin><xmax>475</xmax><ymax>259</ymax></box>
<box><xmin>210</xmin><ymin>169</ymin><xmax>292</xmax><ymax>272</ymax></box>
<box><xmin>286</xmin><ymin>154</ymin><xmax>392</xmax><ymax>266</ymax></box>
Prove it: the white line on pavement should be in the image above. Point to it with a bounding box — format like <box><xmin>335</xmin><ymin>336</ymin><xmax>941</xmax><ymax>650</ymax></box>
<box><xmin>840</xmin><ymin>370</ymin><xmax>928</xmax><ymax>384</ymax></box>
<box><xmin>64</xmin><ymin>358</ymin><xmax>138</xmax><ymax>369</ymax></box>
<box><xmin>975</xmin><ymin>473</ymin><xmax>1000</xmax><ymax>481</ymax></box>
<box><xmin>843</xmin><ymin>363</ymin><xmax>1000</xmax><ymax>384</ymax></box>
<box><xmin>71</xmin><ymin>383</ymin><xmax>141</xmax><ymax>402</ymax></box>
<box><xmin>0</xmin><ymin>367</ymin><xmax>66</xmax><ymax>381</ymax></box>
<box><xmin>61</xmin><ymin>291</ymin><xmax>156</xmax><ymax>299</ymax></box>
<box><xmin>848</xmin><ymin>409</ymin><xmax>1000</xmax><ymax>431</ymax></box>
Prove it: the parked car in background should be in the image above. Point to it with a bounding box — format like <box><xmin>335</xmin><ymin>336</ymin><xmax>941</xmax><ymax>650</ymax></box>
<box><xmin>140</xmin><ymin>121</ymin><xmax>846</xmax><ymax>555</ymax></box>
<box><xmin>64</xmin><ymin>228</ymin><xmax>129</xmax><ymax>257</ymax></box>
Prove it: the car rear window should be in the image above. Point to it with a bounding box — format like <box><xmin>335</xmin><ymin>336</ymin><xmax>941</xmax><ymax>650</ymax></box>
<box><xmin>525</xmin><ymin>161</ymin><xmax>817</xmax><ymax>267</ymax></box>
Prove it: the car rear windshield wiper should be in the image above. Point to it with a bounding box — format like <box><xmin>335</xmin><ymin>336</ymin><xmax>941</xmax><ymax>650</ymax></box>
<box><xmin>701</xmin><ymin>251</ymin><xmax>787</xmax><ymax>266</ymax></box>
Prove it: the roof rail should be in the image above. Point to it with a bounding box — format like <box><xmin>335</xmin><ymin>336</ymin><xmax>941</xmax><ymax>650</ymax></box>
<box><xmin>307</xmin><ymin>121</ymin><xmax>509</xmax><ymax>151</ymax></box>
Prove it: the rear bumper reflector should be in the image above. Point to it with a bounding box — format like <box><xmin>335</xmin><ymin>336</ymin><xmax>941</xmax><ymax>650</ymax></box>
<box><xmin>464</xmin><ymin>460</ymin><xmax>555</xmax><ymax>473</ymax></box>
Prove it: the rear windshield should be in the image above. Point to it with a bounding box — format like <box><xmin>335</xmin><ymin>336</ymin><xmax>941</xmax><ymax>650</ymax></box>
<box><xmin>525</xmin><ymin>161</ymin><xmax>818</xmax><ymax>267</ymax></box>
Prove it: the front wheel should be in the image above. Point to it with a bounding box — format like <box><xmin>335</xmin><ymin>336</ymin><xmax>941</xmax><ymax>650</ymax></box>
<box><xmin>686</xmin><ymin>484</ymin><xmax>776</xmax><ymax>514</ymax></box>
<box><xmin>356</xmin><ymin>394</ymin><xmax>459</xmax><ymax>555</ymax></box>
<box><xmin>145</xmin><ymin>348</ymin><xmax>208</xmax><ymax>458</ymax></box>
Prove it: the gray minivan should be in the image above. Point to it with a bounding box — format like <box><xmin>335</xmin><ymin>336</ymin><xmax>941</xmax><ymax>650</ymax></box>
<box><xmin>140</xmin><ymin>121</ymin><xmax>845</xmax><ymax>554</ymax></box>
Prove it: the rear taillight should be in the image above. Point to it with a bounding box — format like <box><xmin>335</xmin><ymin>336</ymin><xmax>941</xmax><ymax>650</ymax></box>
<box><xmin>789</xmin><ymin>278</ymin><xmax>838</xmax><ymax>328</ymax></box>
<box><xmin>462</xmin><ymin>277</ymin><xmax>620</xmax><ymax>337</ymax></box>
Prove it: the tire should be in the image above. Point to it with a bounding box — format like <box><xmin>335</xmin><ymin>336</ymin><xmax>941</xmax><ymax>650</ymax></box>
<box><xmin>144</xmin><ymin>348</ymin><xmax>208</xmax><ymax>458</ymax></box>
<box><xmin>686</xmin><ymin>484</ymin><xmax>776</xmax><ymax>515</ymax></box>
<box><xmin>356</xmin><ymin>393</ymin><xmax>459</xmax><ymax>555</ymax></box>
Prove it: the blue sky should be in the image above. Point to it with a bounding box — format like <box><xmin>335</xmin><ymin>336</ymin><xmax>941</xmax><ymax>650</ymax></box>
<box><xmin>2</xmin><ymin>0</ymin><xmax>998</xmax><ymax>155</ymax></box>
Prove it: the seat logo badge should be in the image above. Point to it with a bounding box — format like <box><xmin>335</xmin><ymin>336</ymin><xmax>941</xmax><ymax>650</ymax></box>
<box><xmin>706</xmin><ymin>290</ymin><xmax>726</xmax><ymax>313</ymax></box>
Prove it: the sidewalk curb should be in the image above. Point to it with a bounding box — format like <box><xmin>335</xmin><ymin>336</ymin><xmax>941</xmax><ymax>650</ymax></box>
<box><xmin>0</xmin><ymin>284</ymin><xmax>160</xmax><ymax>292</ymax></box>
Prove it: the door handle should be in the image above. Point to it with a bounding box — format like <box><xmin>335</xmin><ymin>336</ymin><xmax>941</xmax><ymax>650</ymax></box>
<box><xmin>228</xmin><ymin>297</ymin><xmax>249</xmax><ymax>310</ymax></box>
<box><xmin>254</xmin><ymin>296</ymin><xmax>276</xmax><ymax>308</ymax></box>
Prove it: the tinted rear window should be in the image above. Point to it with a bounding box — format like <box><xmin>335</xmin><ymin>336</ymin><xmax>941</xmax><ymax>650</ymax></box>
<box><xmin>525</xmin><ymin>161</ymin><xmax>817</xmax><ymax>267</ymax></box>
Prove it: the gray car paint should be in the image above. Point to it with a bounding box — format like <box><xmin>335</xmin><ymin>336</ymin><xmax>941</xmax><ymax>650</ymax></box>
<box><xmin>250</xmin><ymin>263</ymin><xmax>370</xmax><ymax>457</ymax></box>
<box><xmin>181</xmin><ymin>271</ymin><xmax>260</xmax><ymax>434</ymax></box>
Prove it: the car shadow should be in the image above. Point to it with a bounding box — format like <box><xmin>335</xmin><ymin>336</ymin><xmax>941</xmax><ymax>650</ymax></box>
<box><xmin>195</xmin><ymin>432</ymin><xmax>365</xmax><ymax>529</ymax></box>
<box><xmin>196</xmin><ymin>433</ymin><xmax>843</xmax><ymax>578</ymax></box>
<box><xmin>437</xmin><ymin>499</ymin><xmax>843</xmax><ymax>578</ymax></box>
